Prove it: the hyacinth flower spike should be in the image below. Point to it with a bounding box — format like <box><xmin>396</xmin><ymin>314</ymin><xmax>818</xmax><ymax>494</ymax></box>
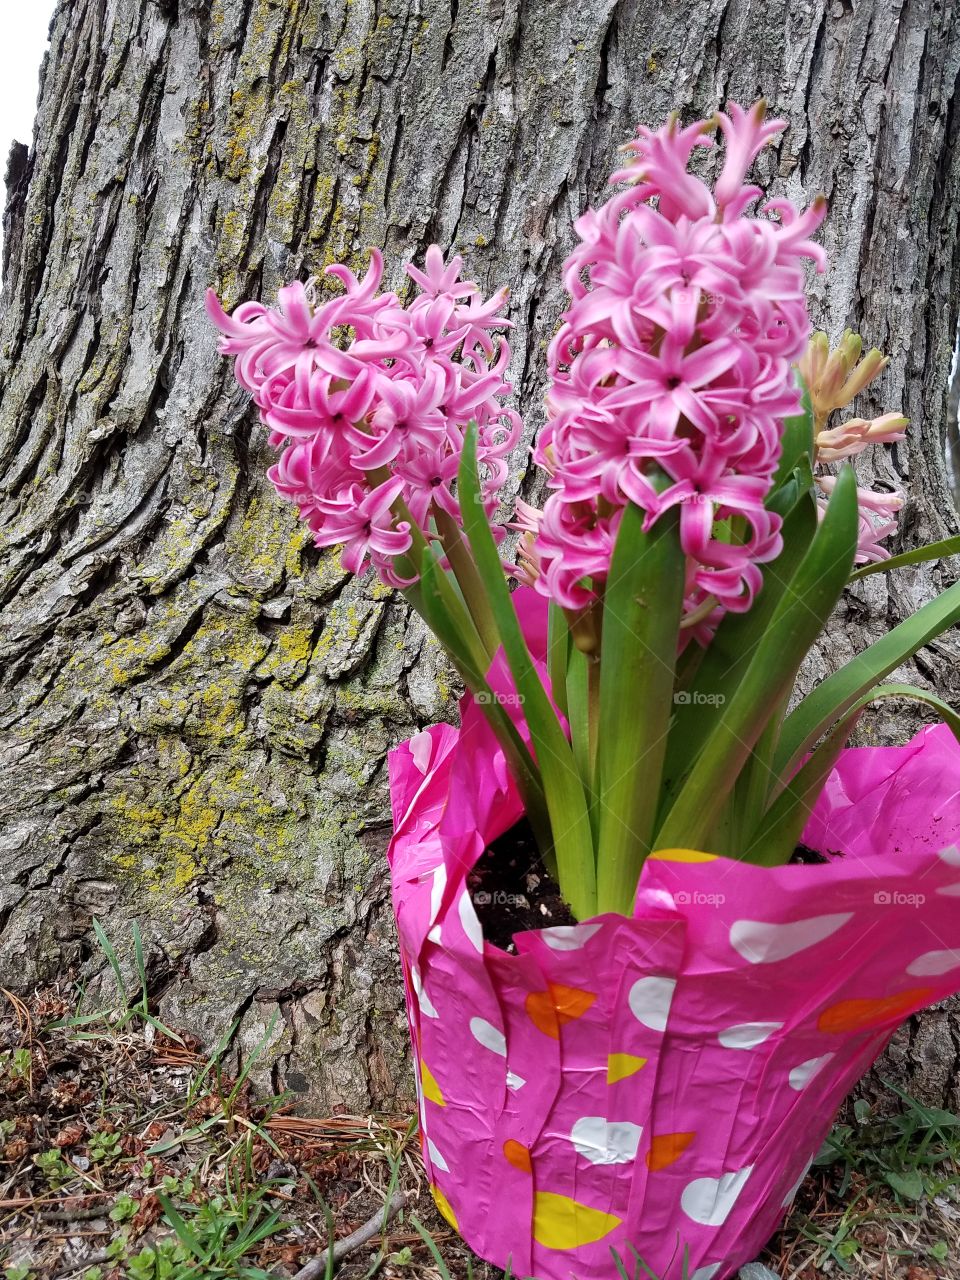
<box><xmin>211</xmin><ymin>100</ymin><xmax>960</xmax><ymax>922</ymax></box>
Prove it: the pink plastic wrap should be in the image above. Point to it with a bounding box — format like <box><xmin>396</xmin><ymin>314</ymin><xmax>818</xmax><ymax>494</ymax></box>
<box><xmin>387</xmin><ymin>595</ymin><xmax>960</xmax><ymax>1280</ymax></box>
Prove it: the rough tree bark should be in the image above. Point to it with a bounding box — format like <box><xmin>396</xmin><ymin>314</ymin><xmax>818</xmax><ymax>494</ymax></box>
<box><xmin>0</xmin><ymin>0</ymin><xmax>958</xmax><ymax>1114</ymax></box>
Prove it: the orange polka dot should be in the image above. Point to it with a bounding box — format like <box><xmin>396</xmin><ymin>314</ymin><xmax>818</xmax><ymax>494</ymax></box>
<box><xmin>525</xmin><ymin>984</ymin><xmax>597</xmax><ymax>1039</ymax></box>
<box><xmin>817</xmin><ymin>988</ymin><xmax>933</xmax><ymax>1034</ymax></box>
<box><xmin>503</xmin><ymin>1139</ymin><xmax>533</xmax><ymax>1174</ymax></box>
<box><xmin>646</xmin><ymin>1131</ymin><xmax>695</xmax><ymax>1171</ymax></box>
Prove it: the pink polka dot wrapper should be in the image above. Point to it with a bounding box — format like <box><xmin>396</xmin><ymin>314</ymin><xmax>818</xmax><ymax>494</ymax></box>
<box><xmin>387</xmin><ymin>604</ymin><xmax>960</xmax><ymax>1280</ymax></box>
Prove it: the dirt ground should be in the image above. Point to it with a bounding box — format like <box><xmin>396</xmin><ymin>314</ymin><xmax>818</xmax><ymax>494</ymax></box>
<box><xmin>1</xmin><ymin>982</ymin><xmax>957</xmax><ymax>1280</ymax></box>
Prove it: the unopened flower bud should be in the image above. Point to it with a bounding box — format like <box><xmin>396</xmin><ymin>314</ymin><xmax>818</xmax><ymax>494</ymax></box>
<box><xmin>836</xmin><ymin>346</ymin><xmax>889</xmax><ymax>408</ymax></box>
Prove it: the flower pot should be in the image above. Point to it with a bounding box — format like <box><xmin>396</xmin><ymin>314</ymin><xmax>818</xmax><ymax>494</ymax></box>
<box><xmin>388</xmin><ymin>687</ymin><xmax>960</xmax><ymax>1280</ymax></box>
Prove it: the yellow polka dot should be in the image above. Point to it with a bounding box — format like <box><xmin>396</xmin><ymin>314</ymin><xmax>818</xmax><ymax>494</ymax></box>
<box><xmin>431</xmin><ymin>1184</ymin><xmax>459</xmax><ymax>1231</ymax></box>
<box><xmin>420</xmin><ymin>1059</ymin><xmax>446</xmax><ymax>1107</ymax></box>
<box><xmin>533</xmin><ymin>1192</ymin><xmax>621</xmax><ymax>1249</ymax></box>
<box><xmin>649</xmin><ymin>847</ymin><xmax>718</xmax><ymax>863</ymax></box>
<box><xmin>607</xmin><ymin>1053</ymin><xmax>648</xmax><ymax>1084</ymax></box>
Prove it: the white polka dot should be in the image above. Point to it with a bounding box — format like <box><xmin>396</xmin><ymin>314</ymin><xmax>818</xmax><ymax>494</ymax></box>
<box><xmin>458</xmin><ymin>891</ymin><xmax>484</xmax><ymax>953</ymax></box>
<box><xmin>690</xmin><ymin>1267</ymin><xmax>723</xmax><ymax>1280</ymax></box>
<box><xmin>470</xmin><ymin>1016</ymin><xmax>506</xmax><ymax>1056</ymax></box>
<box><xmin>570</xmin><ymin>1116</ymin><xmax>643</xmax><ymax>1166</ymax></box>
<box><xmin>906</xmin><ymin>949</ymin><xmax>960</xmax><ymax>976</ymax></box>
<box><xmin>427</xmin><ymin>1138</ymin><xmax>449</xmax><ymax>1172</ymax></box>
<box><xmin>506</xmin><ymin>1070</ymin><xmax>526</xmax><ymax>1090</ymax></box>
<box><xmin>936</xmin><ymin>882</ymin><xmax>960</xmax><ymax>897</ymax></box>
<box><xmin>718</xmin><ymin>1021</ymin><xmax>783</xmax><ymax>1049</ymax></box>
<box><xmin>681</xmin><ymin>1166</ymin><xmax>753</xmax><ymax>1226</ymax></box>
<box><xmin>730</xmin><ymin>913</ymin><xmax>853</xmax><ymax>964</ymax></box>
<box><xmin>782</xmin><ymin>1156</ymin><xmax>813</xmax><ymax>1207</ymax></box>
<box><xmin>429</xmin><ymin>864</ymin><xmax>447</xmax><ymax>920</ymax></box>
<box><xmin>409</xmin><ymin>731</ymin><xmax>434</xmax><ymax>775</ymax></box>
<box><xmin>411</xmin><ymin>965</ymin><xmax>438</xmax><ymax>1018</ymax></box>
<box><xmin>426</xmin><ymin>864</ymin><xmax>447</xmax><ymax>943</ymax></box>
<box><xmin>628</xmin><ymin>976</ymin><xmax>676</xmax><ymax>1032</ymax></box>
<box><xmin>788</xmin><ymin>1053</ymin><xmax>835</xmax><ymax>1091</ymax></box>
<box><xmin>938</xmin><ymin>845</ymin><xmax>960</xmax><ymax>866</ymax></box>
<box><xmin>542</xmin><ymin>923</ymin><xmax>603</xmax><ymax>951</ymax></box>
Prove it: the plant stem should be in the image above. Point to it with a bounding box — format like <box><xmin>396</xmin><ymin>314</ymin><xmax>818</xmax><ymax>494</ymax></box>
<box><xmin>431</xmin><ymin>503</ymin><xmax>500</xmax><ymax>659</ymax></box>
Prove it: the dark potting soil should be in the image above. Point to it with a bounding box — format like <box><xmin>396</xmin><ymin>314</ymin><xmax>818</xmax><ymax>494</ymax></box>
<box><xmin>791</xmin><ymin>841</ymin><xmax>832</xmax><ymax>865</ymax></box>
<box><xmin>471</xmin><ymin>823</ymin><xmax>837</xmax><ymax>951</ymax></box>
<box><xmin>469</xmin><ymin>819</ymin><xmax>575</xmax><ymax>952</ymax></box>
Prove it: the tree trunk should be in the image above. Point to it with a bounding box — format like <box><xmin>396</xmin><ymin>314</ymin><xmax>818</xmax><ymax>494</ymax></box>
<box><xmin>1</xmin><ymin>0</ymin><xmax>958</xmax><ymax>1114</ymax></box>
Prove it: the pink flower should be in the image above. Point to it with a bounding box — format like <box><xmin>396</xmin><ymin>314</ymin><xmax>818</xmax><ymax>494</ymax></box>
<box><xmin>533</xmin><ymin>100</ymin><xmax>826</xmax><ymax>631</ymax></box>
<box><xmin>312</xmin><ymin>477</ymin><xmax>414</xmax><ymax>585</ymax></box>
<box><xmin>208</xmin><ymin>246</ymin><xmax>519</xmax><ymax>587</ymax></box>
<box><xmin>815</xmin><ymin>412</ymin><xmax>908</xmax><ymax>462</ymax></box>
<box><xmin>817</xmin><ymin>475</ymin><xmax>904</xmax><ymax>564</ymax></box>
<box><xmin>508</xmin><ymin>498</ymin><xmax>546</xmax><ymax>588</ymax></box>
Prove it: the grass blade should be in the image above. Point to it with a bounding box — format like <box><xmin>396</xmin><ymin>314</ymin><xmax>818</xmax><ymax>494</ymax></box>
<box><xmin>157</xmin><ymin>1192</ymin><xmax>205</xmax><ymax>1260</ymax></box>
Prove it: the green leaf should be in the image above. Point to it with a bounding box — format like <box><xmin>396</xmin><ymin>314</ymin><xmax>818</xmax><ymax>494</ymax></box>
<box><xmin>418</xmin><ymin>547</ymin><xmax>549</xmax><ymax>848</ymax></box>
<box><xmin>565</xmin><ymin>643</ymin><xmax>598</xmax><ymax>837</ymax></box>
<box><xmin>884</xmin><ymin>1169</ymin><xmax>925</xmax><ymax>1201</ymax></box>
<box><xmin>547</xmin><ymin>601</ymin><xmax>570</xmax><ymax>719</ymax></box>
<box><xmin>459</xmin><ymin>425</ymin><xmax>596</xmax><ymax>918</ymax></box>
<box><xmin>660</xmin><ymin>495</ymin><xmax>819</xmax><ymax>812</ymax></box>
<box><xmin>775</xmin><ymin>576</ymin><xmax>960</xmax><ymax>778</ymax></box>
<box><xmin>770</xmin><ymin>378</ymin><xmax>814</xmax><ymax>490</ymax></box>
<box><xmin>156</xmin><ymin>1194</ymin><xmax>204</xmax><ymax>1260</ymax></box>
<box><xmin>747</xmin><ymin>682</ymin><xmax>960</xmax><ymax>866</ymax></box>
<box><xmin>596</xmin><ymin>500</ymin><xmax>685</xmax><ymax>914</ymax></box>
<box><xmin>765</xmin><ymin>472</ymin><xmax>801</xmax><ymax>519</ymax></box>
<box><xmin>655</xmin><ymin>467</ymin><xmax>859</xmax><ymax>854</ymax></box>
<box><xmin>744</xmin><ymin>705</ymin><xmax>863</xmax><ymax>866</ymax></box>
<box><xmin>848</xmin><ymin>534</ymin><xmax>960</xmax><ymax>581</ymax></box>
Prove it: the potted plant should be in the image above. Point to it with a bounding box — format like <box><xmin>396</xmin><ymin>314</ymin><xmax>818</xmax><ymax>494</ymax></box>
<box><xmin>208</xmin><ymin>101</ymin><xmax>960</xmax><ymax>1280</ymax></box>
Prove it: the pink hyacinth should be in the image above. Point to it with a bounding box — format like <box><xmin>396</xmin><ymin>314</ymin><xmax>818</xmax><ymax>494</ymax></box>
<box><xmin>817</xmin><ymin>474</ymin><xmax>904</xmax><ymax>564</ymax></box>
<box><xmin>532</xmin><ymin>101</ymin><xmax>826</xmax><ymax>632</ymax></box>
<box><xmin>207</xmin><ymin>248</ymin><xmax>520</xmax><ymax>586</ymax></box>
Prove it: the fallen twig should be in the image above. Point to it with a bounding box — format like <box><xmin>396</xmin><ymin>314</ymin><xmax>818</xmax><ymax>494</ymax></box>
<box><xmin>39</xmin><ymin>1204</ymin><xmax>111</xmax><ymax>1223</ymax></box>
<box><xmin>290</xmin><ymin>1189</ymin><xmax>408</xmax><ymax>1280</ymax></box>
